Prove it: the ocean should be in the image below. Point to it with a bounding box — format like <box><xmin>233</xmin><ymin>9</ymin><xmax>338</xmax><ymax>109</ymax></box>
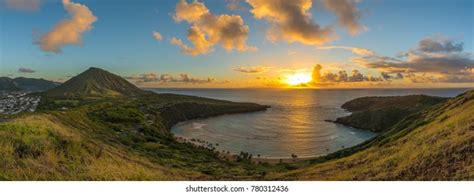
<box><xmin>151</xmin><ymin>88</ymin><xmax>471</xmax><ymax>159</ymax></box>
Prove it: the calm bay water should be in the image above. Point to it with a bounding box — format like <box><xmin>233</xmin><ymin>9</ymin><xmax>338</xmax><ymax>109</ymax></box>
<box><xmin>152</xmin><ymin>88</ymin><xmax>471</xmax><ymax>159</ymax></box>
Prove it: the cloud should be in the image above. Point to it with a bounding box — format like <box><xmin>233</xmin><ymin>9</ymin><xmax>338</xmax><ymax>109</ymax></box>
<box><xmin>179</xmin><ymin>73</ymin><xmax>215</xmax><ymax>83</ymax></box>
<box><xmin>380</xmin><ymin>72</ymin><xmax>392</xmax><ymax>80</ymax></box>
<box><xmin>355</xmin><ymin>36</ymin><xmax>474</xmax><ymax>83</ymax></box>
<box><xmin>362</xmin><ymin>53</ymin><xmax>473</xmax><ymax>74</ymax></box>
<box><xmin>418</xmin><ymin>36</ymin><xmax>463</xmax><ymax>53</ymax></box>
<box><xmin>247</xmin><ymin>0</ymin><xmax>335</xmax><ymax>45</ymax></box>
<box><xmin>311</xmin><ymin>64</ymin><xmax>323</xmax><ymax>81</ymax></box>
<box><xmin>318</xmin><ymin>46</ymin><xmax>374</xmax><ymax>56</ymax></box>
<box><xmin>18</xmin><ymin>67</ymin><xmax>35</xmax><ymax>73</ymax></box>
<box><xmin>322</xmin><ymin>0</ymin><xmax>365</xmax><ymax>35</ymax></box>
<box><xmin>171</xmin><ymin>27</ymin><xmax>213</xmax><ymax>55</ymax></box>
<box><xmin>152</xmin><ymin>31</ymin><xmax>163</xmax><ymax>41</ymax></box>
<box><xmin>126</xmin><ymin>72</ymin><xmax>215</xmax><ymax>84</ymax></box>
<box><xmin>125</xmin><ymin>73</ymin><xmax>160</xmax><ymax>82</ymax></box>
<box><xmin>226</xmin><ymin>0</ymin><xmax>247</xmax><ymax>11</ymax></box>
<box><xmin>348</xmin><ymin>69</ymin><xmax>365</xmax><ymax>81</ymax></box>
<box><xmin>233</xmin><ymin>66</ymin><xmax>270</xmax><ymax>73</ymax></box>
<box><xmin>171</xmin><ymin>0</ymin><xmax>254</xmax><ymax>56</ymax></box>
<box><xmin>311</xmin><ymin>64</ymin><xmax>385</xmax><ymax>83</ymax></box>
<box><xmin>36</xmin><ymin>0</ymin><xmax>97</xmax><ymax>53</ymax></box>
<box><xmin>3</xmin><ymin>0</ymin><xmax>40</xmax><ymax>11</ymax></box>
<box><xmin>351</xmin><ymin>47</ymin><xmax>374</xmax><ymax>56</ymax></box>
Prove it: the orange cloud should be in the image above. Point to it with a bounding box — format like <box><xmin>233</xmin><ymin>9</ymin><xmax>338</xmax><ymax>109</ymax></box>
<box><xmin>233</xmin><ymin>66</ymin><xmax>270</xmax><ymax>73</ymax></box>
<box><xmin>246</xmin><ymin>0</ymin><xmax>335</xmax><ymax>45</ymax></box>
<box><xmin>171</xmin><ymin>0</ymin><xmax>255</xmax><ymax>56</ymax></box>
<box><xmin>152</xmin><ymin>31</ymin><xmax>163</xmax><ymax>41</ymax></box>
<box><xmin>37</xmin><ymin>0</ymin><xmax>97</xmax><ymax>53</ymax></box>
<box><xmin>171</xmin><ymin>27</ymin><xmax>213</xmax><ymax>55</ymax></box>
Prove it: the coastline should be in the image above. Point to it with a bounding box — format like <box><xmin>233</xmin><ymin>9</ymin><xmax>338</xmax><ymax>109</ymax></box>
<box><xmin>175</xmin><ymin>135</ymin><xmax>317</xmax><ymax>164</ymax></box>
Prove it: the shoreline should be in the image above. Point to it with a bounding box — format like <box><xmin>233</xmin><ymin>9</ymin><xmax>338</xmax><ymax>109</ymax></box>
<box><xmin>174</xmin><ymin>136</ymin><xmax>322</xmax><ymax>164</ymax></box>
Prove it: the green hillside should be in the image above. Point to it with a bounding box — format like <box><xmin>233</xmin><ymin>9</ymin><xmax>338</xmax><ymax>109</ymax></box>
<box><xmin>44</xmin><ymin>67</ymin><xmax>150</xmax><ymax>98</ymax></box>
<box><xmin>335</xmin><ymin>95</ymin><xmax>447</xmax><ymax>132</ymax></box>
<box><xmin>269</xmin><ymin>90</ymin><xmax>474</xmax><ymax>180</ymax></box>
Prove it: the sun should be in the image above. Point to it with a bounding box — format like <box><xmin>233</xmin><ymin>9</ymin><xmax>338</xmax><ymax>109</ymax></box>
<box><xmin>285</xmin><ymin>73</ymin><xmax>312</xmax><ymax>86</ymax></box>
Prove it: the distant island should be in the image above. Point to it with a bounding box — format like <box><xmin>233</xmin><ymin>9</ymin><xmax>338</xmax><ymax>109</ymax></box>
<box><xmin>0</xmin><ymin>67</ymin><xmax>472</xmax><ymax>180</ymax></box>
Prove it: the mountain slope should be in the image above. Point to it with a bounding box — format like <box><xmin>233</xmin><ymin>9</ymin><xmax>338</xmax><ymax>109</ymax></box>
<box><xmin>0</xmin><ymin>77</ymin><xmax>22</xmax><ymax>92</ymax></box>
<box><xmin>13</xmin><ymin>77</ymin><xmax>58</xmax><ymax>92</ymax></box>
<box><xmin>269</xmin><ymin>90</ymin><xmax>474</xmax><ymax>180</ymax></box>
<box><xmin>44</xmin><ymin>67</ymin><xmax>149</xmax><ymax>98</ymax></box>
<box><xmin>335</xmin><ymin>95</ymin><xmax>447</xmax><ymax>132</ymax></box>
<box><xmin>0</xmin><ymin>77</ymin><xmax>58</xmax><ymax>93</ymax></box>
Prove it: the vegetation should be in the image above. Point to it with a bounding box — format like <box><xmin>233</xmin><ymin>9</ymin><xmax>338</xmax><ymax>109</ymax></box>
<box><xmin>335</xmin><ymin>95</ymin><xmax>447</xmax><ymax>132</ymax></box>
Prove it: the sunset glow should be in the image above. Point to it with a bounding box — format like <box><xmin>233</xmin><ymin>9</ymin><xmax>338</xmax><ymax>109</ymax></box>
<box><xmin>286</xmin><ymin>73</ymin><xmax>312</xmax><ymax>86</ymax></box>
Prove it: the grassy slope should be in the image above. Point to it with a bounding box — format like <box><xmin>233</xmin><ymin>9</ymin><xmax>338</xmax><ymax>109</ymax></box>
<box><xmin>268</xmin><ymin>91</ymin><xmax>474</xmax><ymax>180</ymax></box>
<box><xmin>0</xmin><ymin>114</ymin><xmax>189</xmax><ymax>180</ymax></box>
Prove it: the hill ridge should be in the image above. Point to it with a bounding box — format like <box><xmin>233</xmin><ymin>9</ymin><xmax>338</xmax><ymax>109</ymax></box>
<box><xmin>0</xmin><ymin>77</ymin><xmax>58</xmax><ymax>92</ymax></box>
<box><xmin>334</xmin><ymin>94</ymin><xmax>448</xmax><ymax>132</ymax></box>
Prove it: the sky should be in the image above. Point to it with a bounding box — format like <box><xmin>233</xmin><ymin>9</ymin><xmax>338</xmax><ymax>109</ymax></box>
<box><xmin>0</xmin><ymin>0</ymin><xmax>473</xmax><ymax>88</ymax></box>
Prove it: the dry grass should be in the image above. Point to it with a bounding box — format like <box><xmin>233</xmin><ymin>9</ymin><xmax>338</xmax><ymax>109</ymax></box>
<box><xmin>0</xmin><ymin>114</ymin><xmax>194</xmax><ymax>180</ymax></box>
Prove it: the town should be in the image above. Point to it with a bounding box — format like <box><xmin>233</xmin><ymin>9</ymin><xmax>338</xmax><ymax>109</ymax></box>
<box><xmin>0</xmin><ymin>92</ymin><xmax>41</xmax><ymax>114</ymax></box>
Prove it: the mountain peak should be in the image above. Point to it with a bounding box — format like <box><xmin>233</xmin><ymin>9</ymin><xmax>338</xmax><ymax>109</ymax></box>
<box><xmin>85</xmin><ymin>67</ymin><xmax>105</xmax><ymax>72</ymax></box>
<box><xmin>44</xmin><ymin>67</ymin><xmax>149</xmax><ymax>98</ymax></box>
